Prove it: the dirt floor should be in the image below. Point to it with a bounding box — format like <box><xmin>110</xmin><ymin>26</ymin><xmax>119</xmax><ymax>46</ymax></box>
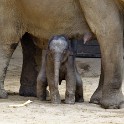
<box><xmin>1</xmin><ymin>45</ymin><xmax>124</xmax><ymax>124</ymax></box>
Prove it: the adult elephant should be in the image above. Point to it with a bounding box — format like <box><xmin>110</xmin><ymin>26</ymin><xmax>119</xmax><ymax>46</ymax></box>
<box><xmin>0</xmin><ymin>0</ymin><xmax>123</xmax><ymax>109</ymax></box>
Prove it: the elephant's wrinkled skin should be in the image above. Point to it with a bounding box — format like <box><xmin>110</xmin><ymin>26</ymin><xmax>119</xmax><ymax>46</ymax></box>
<box><xmin>0</xmin><ymin>0</ymin><xmax>124</xmax><ymax>109</ymax></box>
<box><xmin>37</xmin><ymin>35</ymin><xmax>83</xmax><ymax>104</ymax></box>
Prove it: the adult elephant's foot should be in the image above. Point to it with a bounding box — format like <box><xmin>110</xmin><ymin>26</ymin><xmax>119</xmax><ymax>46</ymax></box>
<box><xmin>90</xmin><ymin>89</ymin><xmax>102</xmax><ymax>105</ymax></box>
<box><xmin>19</xmin><ymin>86</ymin><xmax>36</xmax><ymax>97</ymax></box>
<box><xmin>100</xmin><ymin>91</ymin><xmax>124</xmax><ymax>109</ymax></box>
<box><xmin>0</xmin><ymin>89</ymin><xmax>8</xmax><ymax>98</ymax></box>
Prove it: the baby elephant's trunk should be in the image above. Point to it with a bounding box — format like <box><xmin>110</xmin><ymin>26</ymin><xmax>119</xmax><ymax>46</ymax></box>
<box><xmin>54</xmin><ymin>61</ymin><xmax>60</xmax><ymax>87</ymax></box>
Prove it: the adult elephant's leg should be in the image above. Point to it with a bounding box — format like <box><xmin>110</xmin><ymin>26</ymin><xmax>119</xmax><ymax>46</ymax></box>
<box><xmin>100</xmin><ymin>37</ymin><xmax>123</xmax><ymax>109</ymax></box>
<box><xmin>19</xmin><ymin>33</ymin><xmax>39</xmax><ymax>96</ymax></box>
<box><xmin>0</xmin><ymin>35</ymin><xmax>19</xmax><ymax>98</ymax></box>
<box><xmin>90</xmin><ymin>63</ymin><xmax>104</xmax><ymax>104</ymax></box>
<box><xmin>37</xmin><ymin>50</ymin><xmax>48</xmax><ymax>100</ymax></box>
<box><xmin>80</xmin><ymin>0</ymin><xmax>124</xmax><ymax>108</ymax></box>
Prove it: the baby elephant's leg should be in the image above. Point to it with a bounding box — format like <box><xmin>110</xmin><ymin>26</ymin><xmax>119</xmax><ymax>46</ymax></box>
<box><xmin>46</xmin><ymin>61</ymin><xmax>61</xmax><ymax>104</ymax></box>
<box><xmin>48</xmin><ymin>81</ymin><xmax>61</xmax><ymax>104</ymax></box>
<box><xmin>37</xmin><ymin>73</ymin><xmax>47</xmax><ymax>100</ymax></box>
<box><xmin>75</xmin><ymin>67</ymin><xmax>84</xmax><ymax>102</ymax></box>
<box><xmin>65</xmin><ymin>57</ymin><xmax>76</xmax><ymax>104</ymax></box>
<box><xmin>37</xmin><ymin>50</ymin><xmax>47</xmax><ymax>100</ymax></box>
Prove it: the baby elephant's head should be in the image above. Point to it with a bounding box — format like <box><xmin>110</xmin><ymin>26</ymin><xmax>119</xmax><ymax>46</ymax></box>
<box><xmin>47</xmin><ymin>35</ymin><xmax>71</xmax><ymax>63</ymax></box>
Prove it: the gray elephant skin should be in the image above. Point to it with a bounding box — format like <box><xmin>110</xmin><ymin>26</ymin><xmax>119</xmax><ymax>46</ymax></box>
<box><xmin>0</xmin><ymin>0</ymin><xmax>124</xmax><ymax>109</ymax></box>
<box><xmin>37</xmin><ymin>35</ymin><xmax>83</xmax><ymax>104</ymax></box>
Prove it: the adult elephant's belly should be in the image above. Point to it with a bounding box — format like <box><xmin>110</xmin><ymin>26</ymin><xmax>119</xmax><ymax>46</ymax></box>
<box><xmin>120</xmin><ymin>0</ymin><xmax>124</xmax><ymax>3</ymax></box>
<box><xmin>19</xmin><ymin>0</ymin><xmax>89</xmax><ymax>48</ymax></box>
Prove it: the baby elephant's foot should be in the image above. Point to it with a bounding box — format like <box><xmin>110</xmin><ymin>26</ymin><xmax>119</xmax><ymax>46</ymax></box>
<box><xmin>0</xmin><ymin>89</ymin><xmax>8</xmax><ymax>98</ymax></box>
<box><xmin>75</xmin><ymin>92</ymin><xmax>84</xmax><ymax>102</ymax></box>
<box><xmin>65</xmin><ymin>92</ymin><xmax>75</xmax><ymax>104</ymax></box>
<box><xmin>37</xmin><ymin>95</ymin><xmax>46</xmax><ymax>101</ymax></box>
<box><xmin>51</xmin><ymin>94</ymin><xmax>61</xmax><ymax>104</ymax></box>
<box><xmin>37</xmin><ymin>90</ymin><xmax>49</xmax><ymax>101</ymax></box>
<box><xmin>75</xmin><ymin>96</ymin><xmax>84</xmax><ymax>102</ymax></box>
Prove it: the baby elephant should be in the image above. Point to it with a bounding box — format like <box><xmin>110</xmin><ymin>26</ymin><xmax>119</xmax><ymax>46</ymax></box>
<box><xmin>37</xmin><ymin>35</ymin><xmax>83</xmax><ymax>104</ymax></box>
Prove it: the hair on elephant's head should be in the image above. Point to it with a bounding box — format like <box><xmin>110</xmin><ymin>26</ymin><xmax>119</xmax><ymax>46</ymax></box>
<box><xmin>47</xmin><ymin>35</ymin><xmax>72</xmax><ymax>63</ymax></box>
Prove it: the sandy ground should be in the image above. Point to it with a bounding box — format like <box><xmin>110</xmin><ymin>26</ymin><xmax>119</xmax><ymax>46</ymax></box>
<box><xmin>0</xmin><ymin>45</ymin><xmax>124</xmax><ymax>124</ymax></box>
